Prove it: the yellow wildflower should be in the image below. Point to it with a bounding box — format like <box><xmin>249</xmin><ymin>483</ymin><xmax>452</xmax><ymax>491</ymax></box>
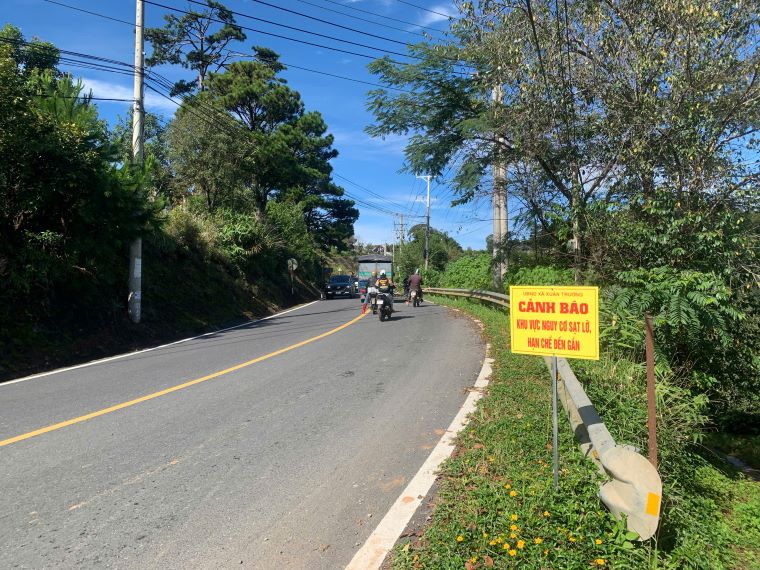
<box><xmin>509</xmin><ymin>490</ymin><xmax>518</xmax><ymax>497</ymax></box>
<box><xmin>510</xmin><ymin>532</ymin><xmax>517</xmax><ymax>539</ymax></box>
<box><xmin>502</xmin><ymin>543</ymin><xmax>510</xmax><ymax>550</ymax></box>
<box><xmin>508</xmin><ymin>549</ymin><xmax>517</xmax><ymax>557</ymax></box>
<box><xmin>495</xmin><ymin>536</ymin><xmax>504</xmax><ymax>544</ymax></box>
<box><xmin>543</xmin><ymin>511</ymin><xmax>550</xmax><ymax>517</ymax></box>
<box><xmin>511</xmin><ymin>514</ymin><xmax>519</xmax><ymax>521</ymax></box>
<box><xmin>595</xmin><ymin>559</ymin><xmax>606</xmax><ymax>566</ymax></box>
<box><xmin>595</xmin><ymin>538</ymin><xmax>603</xmax><ymax>545</ymax></box>
<box><xmin>569</xmin><ymin>536</ymin><xmax>576</xmax><ymax>543</ymax></box>
<box><xmin>534</xmin><ymin>537</ymin><xmax>543</xmax><ymax>544</ymax></box>
<box><xmin>469</xmin><ymin>556</ymin><xmax>478</xmax><ymax>563</ymax></box>
<box><xmin>510</xmin><ymin>524</ymin><xmax>518</xmax><ymax>531</ymax></box>
<box><xmin>504</xmin><ymin>483</ymin><xmax>511</xmax><ymax>490</ymax></box>
<box><xmin>517</xmin><ymin>540</ymin><xmax>526</xmax><ymax>549</ymax></box>
<box><xmin>482</xmin><ymin>532</ymin><xmax>488</xmax><ymax>538</ymax></box>
<box><xmin>456</xmin><ymin>535</ymin><xmax>464</xmax><ymax>542</ymax></box>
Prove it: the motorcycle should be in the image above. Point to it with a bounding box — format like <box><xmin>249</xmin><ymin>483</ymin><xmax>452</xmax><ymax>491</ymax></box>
<box><xmin>367</xmin><ymin>286</ymin><xmax>379</xmax><ymax>314</ymax></box>
<box><xmin>377</xmin><ymin>291</ymin><xmax>393</xmax><ymax>321</ymax></box>
<box><xmin>410</xmin><ymin>288</ymin><xmax>421</xmax><ymax>307</ymax></box>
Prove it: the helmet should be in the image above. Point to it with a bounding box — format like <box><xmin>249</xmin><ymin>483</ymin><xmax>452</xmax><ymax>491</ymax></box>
<box><xmin>415</xmin><ymin>268</ymin><xmax>420</xmax><ymax>275</ymax></box>
<box><xmin>380</xmin><ymin>269</ymin><xmax>386</xmax><ymax>276</ymax></box>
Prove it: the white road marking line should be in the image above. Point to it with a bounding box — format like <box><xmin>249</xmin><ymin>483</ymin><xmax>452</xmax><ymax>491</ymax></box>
<box><xmin>346</xmin><ymin>341</ymin><xmax>494</xmax><ymax>570</ymax></box>
<box><xmin>1</xmin><ymin>301</ymin><xmax>319</xmax><ymax>387</ymax></box>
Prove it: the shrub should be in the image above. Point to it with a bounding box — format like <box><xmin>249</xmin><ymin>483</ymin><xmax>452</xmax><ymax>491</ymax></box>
<box><xmin>504</xmin><ymin>265</ymin><xmax>575</xmax><ymax>288</ymax></box>
<box><xmin>439</xmin><ymin>252</ymin><xmax>492</xmax><ymax>289</ymax></box>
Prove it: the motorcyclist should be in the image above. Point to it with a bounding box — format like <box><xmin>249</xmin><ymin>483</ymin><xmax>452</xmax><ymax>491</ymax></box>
<box><xmin>403</xmin><ymin>275</ymin><xmax>410</xmax><ymax>304</ymax></box>
<box><xmin>375</xmin><ymin>269</ymin><xmax>395</xmax><ymax>312</ymax></box>
<box><xmin>364</xmin><ymin>271</ymin><xmax>378</xmax><ymax>312</ymax></box>
<box><xmin>408</xmin><ymin>268</ymin><xmax>423</xmax><ymax>303</ymax></box>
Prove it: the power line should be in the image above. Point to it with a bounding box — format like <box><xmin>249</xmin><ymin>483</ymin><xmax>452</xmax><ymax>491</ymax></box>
<box><xmin>43</xmin><ymin>0</ymin><xmax>134</xmax><ymax>27</ymax></box>
<box><xmin>44</xmin><ymin>0</ymin><xmax>405</xmax><ymax>63</ymax></box>
<box><xmin>6</xmin><ymin>38</ymin><xmax>408</xmax><ymax>224</ymax></box>
<box><xmin>290</xmin><ymin>0</ymin><xmax>429</xmax><ymax>38</ymax></box>
<box><xmin>228</xmin><ymin>51</ymin><xmax>410</xmax><ymax>93</ymax></box>
<box><xmin>333</xmin><ymin>173</ymin><xmax>420</xmax><ymax>216</ymax></box>
<box><xmin>190</xmin><ymin>0</ymin><xmax>411</xmax><ymax>47</ymax></box>
<box><xmin>145</xmin><ymin>0</ymin><xmax>415</xmax><ymax>61</ymax></box>
<box><xmin>394</xmin><ymin>0</ymin><xmax>458</xmax><ymax>20</ymax></box>
<box><xmin>40</xmin><ymin>1</ymin><xmax>416</xmax><ymax>91</ymax></box>
<box><xmin>141</xmin><ymin>76</ymin><xmax>407</xmax><ymax>222</ymax></box>
<box><xmin>315</xmin><ymin>0</ymin><xmax>448</xmax><ymax>33</ymax></box>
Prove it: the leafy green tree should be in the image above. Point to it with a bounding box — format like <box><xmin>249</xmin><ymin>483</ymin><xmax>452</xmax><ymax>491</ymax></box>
<box><xmin>204</xmin><ymin>52</ymin><xmax>341</xmax><ymax>214</ymax></box>
<box><xmin>369</xmin><ymin>1</ymin><xmax>759</xmax><ymax>424</ymax></box>
<box><xmin>112</xmin><ymin>111</ymin><xmax>175</xmax><ymax>203</ymax></box>
<box><xmin>0</xmin><ymin>24</ymin><xmax>59</xmax><ymax>74</ymax></box>
<box><xmin>167</xmin><ymin>98</ymin><xmax>248</xmax><ymax>212</ymax></box>
<box><xmin>279</xmin><ymin>180</ymin><xmax>358</xmax><ymax>252</ymax></box>
<box><xmin>145</xmin><ymin>0</ymin><xmax>246</xmax><ymax>95</ymax></box>
<box><xmin>396</xmin><ymin>225</ymin><xmax>463</xmax><ymax>278</ymax></box>
<box><xmin>0</xmin><ymin>40</ymin><xmax>156</xmax><ymax>336</ymax></box>
<box><xmin>367</xmin><ymin>0</ymin><xmax>760</xmax><ymax>281</ymax></box>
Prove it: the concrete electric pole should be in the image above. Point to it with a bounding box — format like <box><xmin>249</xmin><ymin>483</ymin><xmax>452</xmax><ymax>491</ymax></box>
<box><xmin>128</xmin><ymin>0</ymin><xmax>144</xmax><ymax>323</ymax></box>
<box><xmin>416</xmin><ymin>175</ymin><xmax>432</xmax><ymax>270</ymax></box>
<box><xmin>492</xmin><ymin>83</ymin><xmax>508</xmax><ymax>287</ymax></box>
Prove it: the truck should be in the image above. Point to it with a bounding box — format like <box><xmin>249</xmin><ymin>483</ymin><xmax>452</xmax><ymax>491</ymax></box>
<box><xmin>357</xmin><ymin>254</ymin><xmax>393</xmax><ymax>282</ymax></box>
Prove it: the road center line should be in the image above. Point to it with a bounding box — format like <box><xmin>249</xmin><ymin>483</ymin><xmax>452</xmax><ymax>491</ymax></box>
<box><xmin>0</xmin><ymin>310</ymin><xmax>368</xmax><ymax>448</ymax></box>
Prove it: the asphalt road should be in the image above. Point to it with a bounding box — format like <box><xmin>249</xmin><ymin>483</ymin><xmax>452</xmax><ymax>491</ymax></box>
<box><xmin>0</xmin><ymin>298</ymin><xmax>484</xmax><ymax>569</ymax></box>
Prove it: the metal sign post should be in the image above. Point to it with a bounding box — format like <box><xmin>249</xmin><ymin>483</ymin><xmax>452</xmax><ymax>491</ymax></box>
<box><xmin>509</xmin><ymin>286</ymin><xmax>600</xmax><ymax>492</ymax></box>
<box><xmin>551</xmin><ymin>354</ymin><xmax>559</xmax><ymax>489</ymax></box>
<box><xmin>287</xmin><ymin>258</ymin><xmax>298</xmax><ymax>296</ymax></box>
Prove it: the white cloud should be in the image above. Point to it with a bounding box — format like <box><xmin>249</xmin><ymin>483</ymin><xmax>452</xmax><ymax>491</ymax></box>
<box><xmin>80</xmin><ymin>77</ymin><xmax>178</xmax><ymax>113</ymax></box>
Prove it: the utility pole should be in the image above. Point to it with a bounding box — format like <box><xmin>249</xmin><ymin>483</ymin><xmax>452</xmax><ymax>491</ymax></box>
<box><xmin>416</xmin><ymin>175</ymin><xmax>431</xmax><ymax>270</ymax></box>
<box><xmin>128</xmin><ymin>0</ymin><xmax>144</xmax><ymax>324</ymax></box>
<box><xmin>492</xmin><ymin>83</ymin><xmax>508</xmax><ymax>288</ymax></box>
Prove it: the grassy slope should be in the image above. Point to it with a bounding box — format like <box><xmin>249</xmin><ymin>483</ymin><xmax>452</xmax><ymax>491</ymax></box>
<box><xmin>391</xmin><ymin>297</ymin><xmax>759</xmax><ymax>570</ymax></box>
<box><xmin>0</xmin><ymin>240</ymin><xmax>319</xmax><ymax>381</ymax></box>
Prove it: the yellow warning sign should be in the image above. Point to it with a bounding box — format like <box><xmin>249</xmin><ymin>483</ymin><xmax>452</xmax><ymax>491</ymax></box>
<box><xmin>509</xmin><ymin>286</ymin><xmax>599</xmax><ymax>360</ymax></box>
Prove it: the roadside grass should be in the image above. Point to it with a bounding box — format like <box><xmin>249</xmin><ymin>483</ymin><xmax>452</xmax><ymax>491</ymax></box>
<box><xmin>391</xmin><ymin>297</ymin><xmax>760</xmax><ymax>570</ymax></box>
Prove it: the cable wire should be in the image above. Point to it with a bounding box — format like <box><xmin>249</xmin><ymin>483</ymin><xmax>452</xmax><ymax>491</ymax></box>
<box><xmin>316</xmin><ymin>0</ymin><xmax>448</xmax><ymax>33</ymax></box>
<box><xmin>145</xmin><ymin>0</ymin><xmax>416</xmax><ymax>61</ymax></box>
<box><xmin>290</xmin><ymin>0</ymin><xmax>430</xmax><ymax>38</ymax></box>
<box><xmin>394</xmin><ymin>0</ymin><xmax>458</xmax><ymax>20</ymax></box>
<box><xmin>188</xmin><ymin>0</ymin><xmax>411</xmax><ymax>47</ymax></box>
<box><xmin>40</xmin><ymin>1</ymin><xmax>420</xmax><ymax>90</ymax></box>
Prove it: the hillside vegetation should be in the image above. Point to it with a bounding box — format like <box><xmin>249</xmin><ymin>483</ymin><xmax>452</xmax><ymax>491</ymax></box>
<box><xmin>0</xmin><ymin>20</ymin><xmax>356</xmax><ymax>379</ymax></box>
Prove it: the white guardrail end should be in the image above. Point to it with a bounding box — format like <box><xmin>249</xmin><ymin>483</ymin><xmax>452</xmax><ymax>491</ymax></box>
<box><xmin>427</xmin><ymin>287</ymin><xmax>663</xmax><ymax>541</ymax></box>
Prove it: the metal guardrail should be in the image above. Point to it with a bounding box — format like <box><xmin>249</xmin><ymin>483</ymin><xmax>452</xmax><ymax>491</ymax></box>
<box><xmin>424</xmin><ymin>287</ymin><xmax>510</xmax><ymax>307</ymax></box>
<box><xmin>425</xmin><ymin>287</ymin><xmax>662</xmax><ymax>540</ymax></box>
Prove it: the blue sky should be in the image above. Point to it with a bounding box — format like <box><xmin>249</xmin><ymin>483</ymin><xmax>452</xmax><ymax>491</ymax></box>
<box><xmin>5</xmin><ymin>0</ymin><xmax>495</xmax><ymax>249</ymax></box>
